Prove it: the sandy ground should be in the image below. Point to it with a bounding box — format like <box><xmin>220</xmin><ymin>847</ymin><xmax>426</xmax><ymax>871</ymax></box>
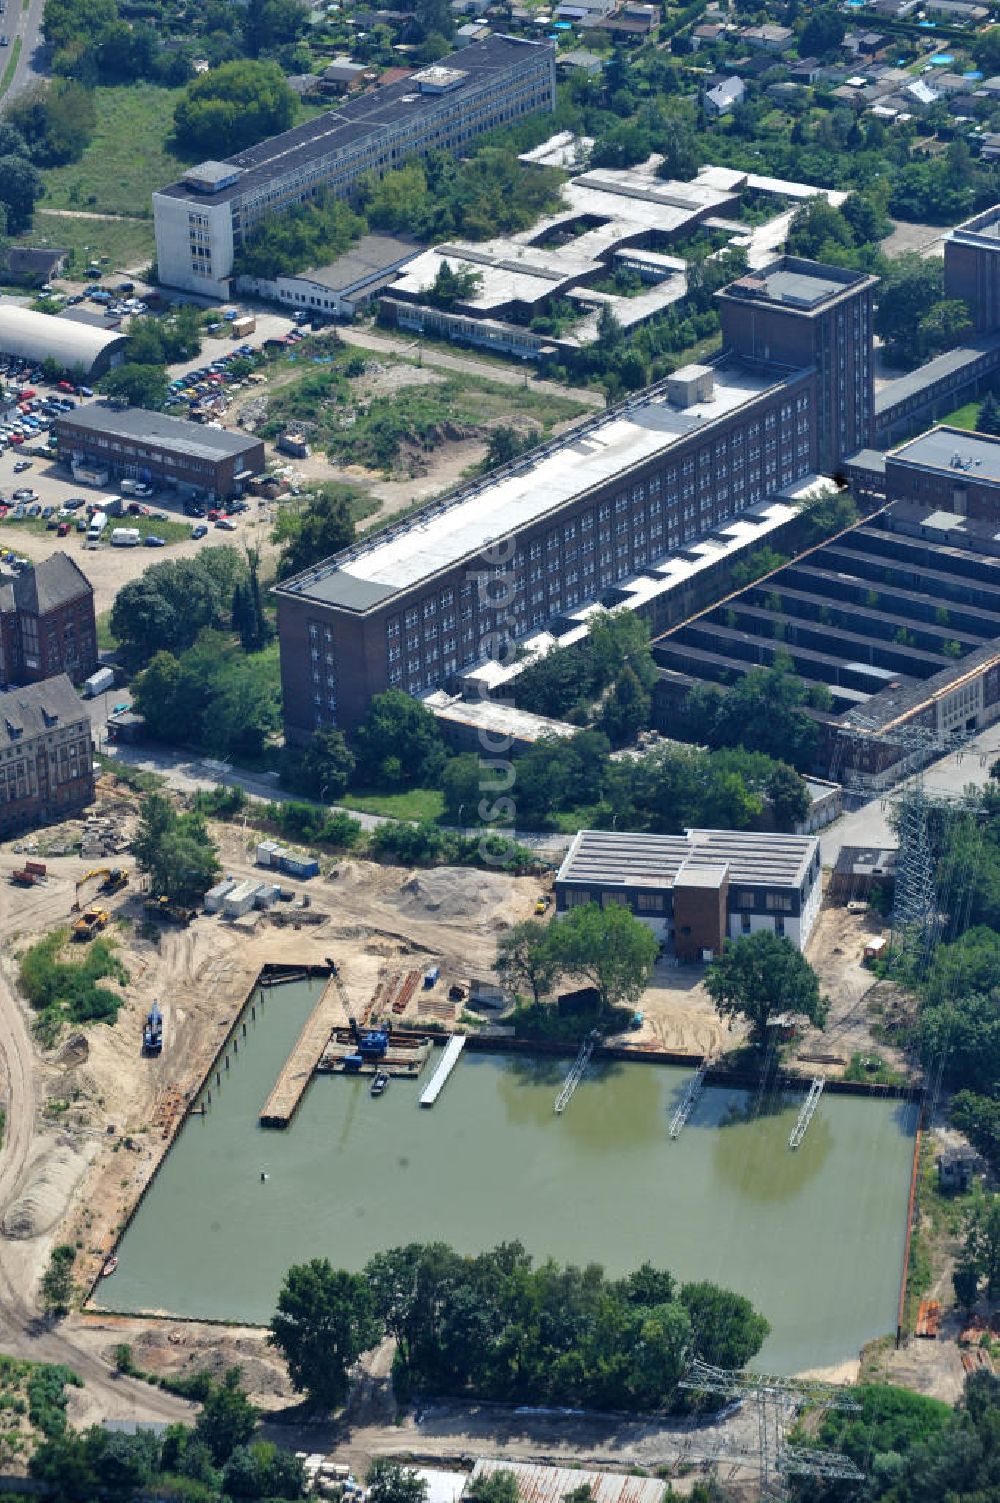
<box><xmin>791</xmin><ymin>897</ymin><xmax>911</xmax><ymax>1076</ymax></box>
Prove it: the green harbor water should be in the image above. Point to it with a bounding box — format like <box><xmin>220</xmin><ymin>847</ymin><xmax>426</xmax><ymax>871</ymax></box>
<box><xmin>95</xmin><ymin>977</ymin><xmax>918</xmax><ymax>1374</ymax></box>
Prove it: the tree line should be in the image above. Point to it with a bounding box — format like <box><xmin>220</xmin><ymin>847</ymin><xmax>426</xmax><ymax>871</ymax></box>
<box><xmin>269</xmin><ymin>1243</ymin><xmax>769</xmax><ymax>1414</ymax></box>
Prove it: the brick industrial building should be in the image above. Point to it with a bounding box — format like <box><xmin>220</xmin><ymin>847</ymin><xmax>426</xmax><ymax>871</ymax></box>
<box><xmin>0</xmin><ymin>674</ymin><xmax>95</xmax><ymax>835</ymax></box>
<box><xmin>554</xmin><ymin>828</ymin><xmax>822</xmax><ymax>959</ymax></box>
<box><xmin>275</xmin><ymin>256</ymin><xmax>876</xmax><ymax>738</ymax></box>
<box><xmin>0</xmin><ymin>553</ymin><xmax>97</xmax><ymax>687</ymax></box>
<box><xmin>153</xmin><ymin>36</ymin><xmax>556</xmax><ymax>299</ymax></box>
<box><xmin>54</xmin><ymin>406</ymin><xmax>265</xmax><ymax>500</ymax></box>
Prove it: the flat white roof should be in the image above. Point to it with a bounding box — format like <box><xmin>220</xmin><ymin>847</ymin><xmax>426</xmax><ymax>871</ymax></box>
<box><xmin>462</xmin><ymin>497</ymin><xmax>798</xmax><ymax>690</ymax></box>
<box><xmin>283</xmin><ymin>361</ymin><xmax>798</xmax><ymax>608</ymax></box>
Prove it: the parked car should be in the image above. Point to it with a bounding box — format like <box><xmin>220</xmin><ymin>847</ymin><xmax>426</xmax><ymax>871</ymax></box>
<box><xmin>57</xmin><ymin>522</ymin><xmax>70</xmax><ymax>537</ymax></box>
<box><xmin>12</xmin><ymin>460</ymin><xmax>31</xmax><ymax>474</ymax></box>
<box><xmin>144</xmin><ymin>534</ymin><xmax>166</xmax><ymax>547</ymax></box>
<box><xmin>215</xmin><ymin>517</ymin><xmax>236</xmax><ymax>531</ymax></box>
<box><xmin>191</xmin><ymin>524</ymin><xmax>208</xmax><ymax>539</ymax></box>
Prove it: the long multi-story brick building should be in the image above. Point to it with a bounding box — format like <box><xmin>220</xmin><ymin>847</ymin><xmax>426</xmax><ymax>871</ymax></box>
<box><xmin>153</xmin><ymin>36</ymin><xmax>556</xmax><ymax>299</ymax></box>
<box><xmin>275</xmin><ymin>256</ymin><xmax>877</xmax><ymax>739</ymax></box>
<box><xmin>0</xmin><ymin>553</ymin><xmax>97</xmax><ymax>688</ymax></box>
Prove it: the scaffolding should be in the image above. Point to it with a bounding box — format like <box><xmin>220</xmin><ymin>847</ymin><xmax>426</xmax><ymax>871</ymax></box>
<box><xmin>553</xmin><ymin>1030</ymin><xmax>598</xmax><ymax>1115</ymax></box>
<box><xmin>788</xmin><ymin>1076</ymin><xmax>825</xmax><ymax>1150</ymax></box>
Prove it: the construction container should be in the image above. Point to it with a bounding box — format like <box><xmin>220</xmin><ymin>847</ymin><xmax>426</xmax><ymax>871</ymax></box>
<box><xmin>279</xmin><ymin>854</ymin><xmax>319</xmax><ymax>879</ymax></box>
<box><xmin>231</xmin><ymin>314</ymin><xmax>256</xmax><ymax>337</ymax></box>
<box><xmin>256</xmin><ymin>841</ymin><xmax>280</xmax><ymax>868</ymax></box>
<box><xmin>204</xmin><ymin>877</ymin><xmax>237</xmax><ymax>913</ymax></box>
<box><xmin>223</xmin><ymin>878</ymin><xmax>267</xmax><ymax>918</ymax></box>
<box><xmin>253</xmin><ymin>883</ymin><xmax>280</xmax><ymax>910</ymax></box>
<box><xmin>84</xmin><ymin>666</ymin><xmax>115</xmax><ymax>698</ymax></box>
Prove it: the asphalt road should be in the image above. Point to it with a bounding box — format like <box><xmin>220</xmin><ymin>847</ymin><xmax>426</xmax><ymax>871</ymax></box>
<box><xmin>3</xmin><ymin>0</ymin><xmax>47</xmax><ymax>100</ymax></box>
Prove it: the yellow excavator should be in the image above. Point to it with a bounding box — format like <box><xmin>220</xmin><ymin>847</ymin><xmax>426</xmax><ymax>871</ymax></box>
<box><xmin>72</xmin><ymin>867</ymin><xmax>129</xmax><ymax>912</ymax></box>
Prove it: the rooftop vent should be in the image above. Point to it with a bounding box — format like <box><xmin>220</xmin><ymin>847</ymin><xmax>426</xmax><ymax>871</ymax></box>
<box><xmin>667</xmin><ymin>364</ymin><xmax>715</xmax><ymax>409</ymax></box>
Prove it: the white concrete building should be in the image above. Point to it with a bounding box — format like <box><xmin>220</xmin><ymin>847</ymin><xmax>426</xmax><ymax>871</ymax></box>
<box><xmin>152</xmin><ymin>37</ymin><xmax>555</xmax><ymax>300</ymax></box>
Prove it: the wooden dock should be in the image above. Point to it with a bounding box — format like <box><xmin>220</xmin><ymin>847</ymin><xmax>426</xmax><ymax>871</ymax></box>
<box><xmin>259</xmin><ymin>976</ymin><xmax>347</xmax><ymax>1128</ymax></box>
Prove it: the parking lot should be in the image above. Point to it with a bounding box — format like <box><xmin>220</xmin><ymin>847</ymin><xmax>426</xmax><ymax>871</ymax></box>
<box><xmin>0</xmin><ymin>291</ymin><xmax>303</xmax><ymax>608</ymax></box>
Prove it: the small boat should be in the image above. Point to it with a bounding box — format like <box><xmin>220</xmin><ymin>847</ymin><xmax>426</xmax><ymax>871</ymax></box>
<box><xmin>370</xmin><ymin>1070</ymin><xmax>389</xmax><ymax>1098</ymax></box>
<box><xmin>101</xmin><ymin>1255</ymin><xmax>118</xmax><ymax>1278</ymax></box>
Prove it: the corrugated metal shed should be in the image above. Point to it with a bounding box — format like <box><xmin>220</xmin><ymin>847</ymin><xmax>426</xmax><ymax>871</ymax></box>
<box><xmin>470</xmin><ymin>1460</ymin><xmax>666</xmax><ymax>1503</ymax></box>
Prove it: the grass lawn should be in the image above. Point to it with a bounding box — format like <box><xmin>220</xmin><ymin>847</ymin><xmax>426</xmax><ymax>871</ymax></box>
<box><xmin>339</xmin><ymin>786</ymin><xmax>445</xmax><ymax>821</ymax></box>
<box><xmin>95</xmin><ymin>611</ymin><xmax>119</xmax><ymax>653</ymax></box>
<box><xmin>940</xmin><ymin>400</ymin><xmax>983</xmax><ymax>431</ymax></box>
<box><xmin>22</xmin><ymin>211</ymin><xmax>156</xmax><ymax>275</ymax></box>
<box><xmin>39</xmin><ymin>84</ymin><xmax>189</xmax><ymax>218</ymax></box>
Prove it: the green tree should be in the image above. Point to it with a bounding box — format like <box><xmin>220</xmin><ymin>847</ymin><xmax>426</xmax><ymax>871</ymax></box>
<box><xmin>960</xmin><ymin>1189</ymin><xmax>1000</xmax><ymax>1301</ymax></box>
<box><xmin>440</xmin><ymin>751</ymin><xmax>485</xmax><ymax>823</ymax></box>
<box><xmin>495</xmin><ymin>920</ymin><xmax>560</xmax><ymax>1004</ymax></box>
<box><xmin>132</xmin><ymin>793</ymin><xmax>220</xmax><ymax>907</ymax></box>
<box><xmin>42</xmin><ymin>0</ymin><xmax>118</xmax><ymax>51</ymax></box>
<box><xmin>411</xmin><ymin>0</ymin><xmax>454</xmax><ymax>39</ymax></box>
<box><xmin>704</xmin><ymin>931</ymin><xmax>827</xmax><ymax>1045</ymax></box>
<box><xmin>366</xmin><ymin>1460</ymin><xmax>428</xmax><ymax>1503</ymax></box>
<box><xmin>354</xmin><ymin>689</ymin><xmax>447</xmax><ymax>788</ymax></box>
<box><xmin>467</xmin><ymin>1472</ymin><xmax>520</xmax><ymax>1503</ymax></box>
<box><xmin>194</xmin><ymin>1368</ymin><xmax>257</xmax><ymax>1467</ymax></box>
<box><xmin>285</xmin><ymin>727</ymin><xmax>355</xmax><ymax>801</ymax></box>
<box><xmin>173</xmin><ymin>59</ymin><xmax>296</xmax><ymax>156</ymax></box>
<box><xmin>100</xmin><ymin>363</ymin><xmax>169</xmax><ymax>411</ymax></box>
<box><xmin>875</xmin><ymin>254</ymin><xmax>946</xmax><ymax>368</ymax></box>
<box><xmin>243</xmin><ymin>0</ymin><xmax>309</xmax><ymax>55</ymax></box>
<box><xmin>918</xmin><ymin>299</ymin><xmax>973</xmax><ymax>362</ymax></box>
<box><xmin>269</xmin><ymin>1259</ymin><xmax>381</xmax><ymax>1410</ymax></box>
<box><xmin>222</xmin><ymin>1439</ymin><xmax>305</xmax><ymax>1498</ymax></box>
<box><xmin>680</xmin><ymin>1281</ymin><xmax>770</xmax><ymax>1369</ymax></box>
<box><xmin>426</xmin><ymin>259</ymin><xmax>483</xmax><ymax>309</ymax></box>
<box><xmin>274</xmin><ymin>485</ymin><xmax>356</xmax><ymax>579</ymax></box>
<box><xmin>979</xmin><ymin>392</ymin><xmax>1000</xmax><ymax>436</ymax></box>
<box><xmin>599</xmin><ymin>665</ymin><xmax>652</xmax><ymax>746</ymax></box>
<box><xmin>0</xmin><ymin>154</ymin><xmax>43</xmax><ymax>234</ymax></box>
<box><xmin>799</xmin><ymin>7</ymin><xmax>845</xmax><ymax>56</ymax></box>
<box><xmin>547</xmin><ymin>901</ymin><xmax>658</xmax><ymax>1014</ymax></box>
<box><xmin>39</xmin><ymin>1244</ymin><xmax>76</xmax><ymax>1319</ymax></box>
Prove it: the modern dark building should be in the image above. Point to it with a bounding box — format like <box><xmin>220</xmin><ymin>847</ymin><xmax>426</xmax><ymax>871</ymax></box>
<box><xmin>0</xmin><ymin>674</ymin><xmax>95</xmax><ymax>835</ymax></box>
<box><xmin>884</xmin><ymin>425</ymin><xmax>1000</xmax><ymax>523</ymax></box>
<box><xmin>715</xmin><ymin>258</ymin><xmax>877</xmax><ymax>475</ymax></box>
<box><xmin>54</xmin><ymin>407</ymin><xmax>265</xmax><ymax>500</ymax></box>
<box><xmin>275</xmin><ymin>256</ymin><xmax>875</xmax><ymax>740</ymax></box>
<box><xmin>944</xmin><ymin>205</ymin><xmax>1000</xmax><ymax>334</ymax></box>
<box><xmin>554</xmin><ymin>828</ymin><xmax>822</xmax><ymax>959</ymax></box>
<box><xmin>153</xmin><ymin>36</ymin><xmax>556</xmax><ymax>299</ymax></box>
<box><xmin>0</xmin><ymin>553</ymin><xmax>97</xmax><ymax>687</ymax></box>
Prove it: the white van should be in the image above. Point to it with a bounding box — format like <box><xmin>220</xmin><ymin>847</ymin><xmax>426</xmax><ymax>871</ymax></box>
<box><xmin>87</xmin><ymin>510</ymin><xmax>107</xmax><ymax>542</ymax></box>
<box><xmin>110</xmin><ymin>527</ymin><xmax>140</xmax><ymax>547</ymax></box>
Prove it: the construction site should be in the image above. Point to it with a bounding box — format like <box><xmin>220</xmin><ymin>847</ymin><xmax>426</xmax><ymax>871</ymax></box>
<box><xmin>0</xmin><ymin>742</ymin><xmax>988</xmax><ymax>1502</ymax></box>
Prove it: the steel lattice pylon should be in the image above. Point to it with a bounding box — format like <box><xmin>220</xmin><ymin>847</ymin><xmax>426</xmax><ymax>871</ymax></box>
<box><xmin>891</xmin><ymin>783</ymin><xmax>938</xmax><ymax>957</ymax></box>
<box><xmin>679</xmin><ymin>1358</ymin><xmax>863</xmax><ymax>1500</ymax></box>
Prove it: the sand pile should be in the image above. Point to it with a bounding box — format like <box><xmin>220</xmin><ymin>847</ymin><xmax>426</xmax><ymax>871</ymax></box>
<box><xmin>2</xmin><ymin>1137</ymin><xmax>90</xmax><ymax>1239</ymax></box>
<box><xmin>395</xmin><ymin>869</ymin><xmax>513</xmax><ymax>924</ymax></box>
